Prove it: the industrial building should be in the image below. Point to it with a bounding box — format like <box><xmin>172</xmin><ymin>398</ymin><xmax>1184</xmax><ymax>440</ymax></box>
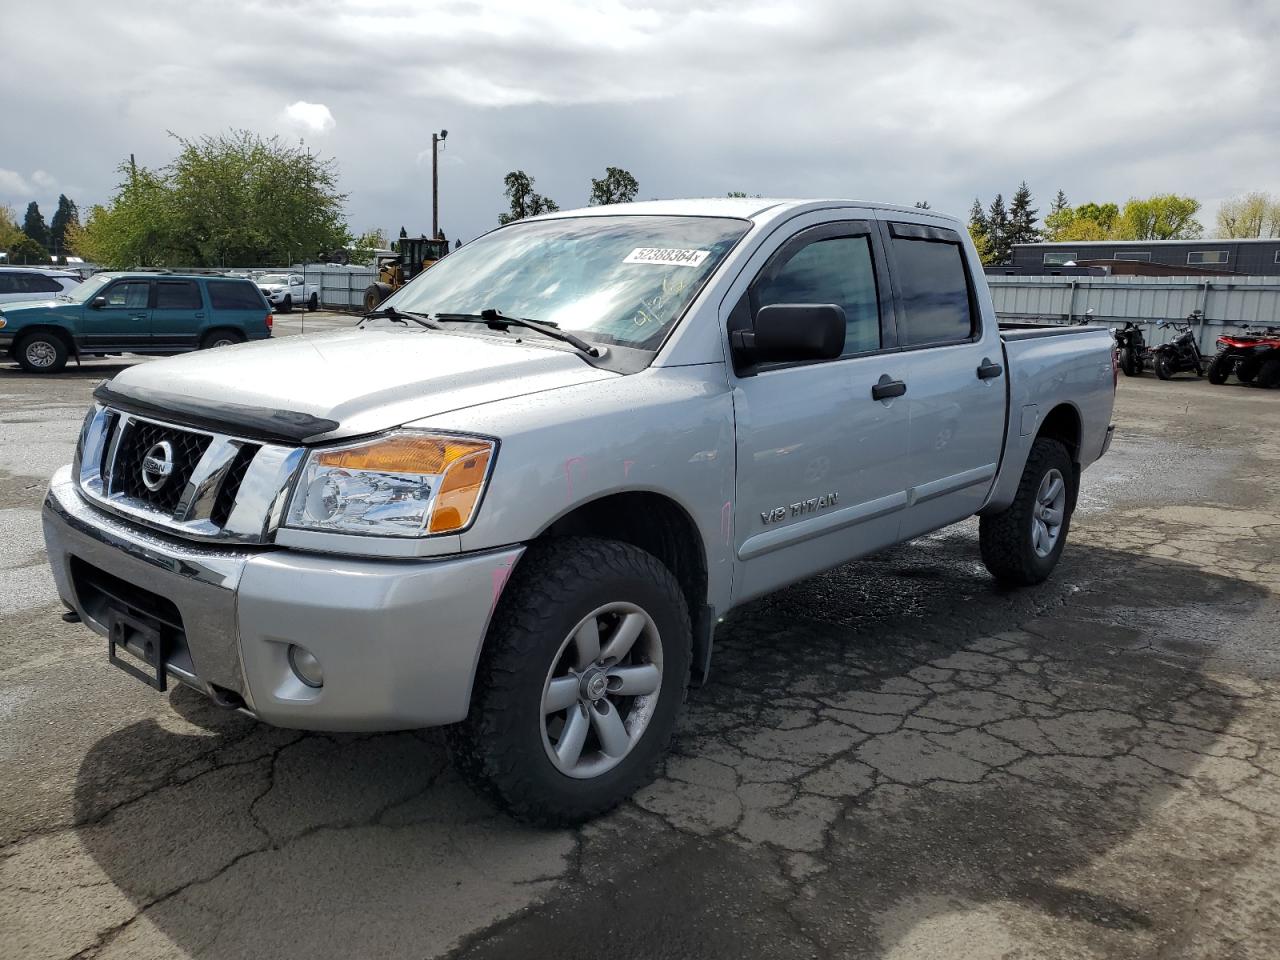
<box><xmin>1003</xmin><ymin>238</ymin><xmax>1280</xmax><ymax>277</ymax></box>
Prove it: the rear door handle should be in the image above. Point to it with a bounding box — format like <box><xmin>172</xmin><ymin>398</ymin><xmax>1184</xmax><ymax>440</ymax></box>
<box><xmin>871</xmin><ymin>376</ymin><xmax>907</xmax><ymax>401</ymax></box>
<box><xmin>130</xmin><ymin>314</ymin><xmax>147</xmax><ymax>321</ymax></box>
<box><xmin>977</xmin><ymin>358</ymin><xmax>1003</xmax><ymax>379</ymax></box>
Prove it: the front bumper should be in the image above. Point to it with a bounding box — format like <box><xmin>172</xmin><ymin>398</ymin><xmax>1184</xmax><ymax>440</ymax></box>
<box><xmin>42</xmin><ymin>465</ymin><xmax>523</xmax><ymax>731</ymax></box>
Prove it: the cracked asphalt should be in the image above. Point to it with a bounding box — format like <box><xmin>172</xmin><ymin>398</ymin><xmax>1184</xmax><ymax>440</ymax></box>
<box><xmin>2</xmin><ymin>345</ymin><xmax>1279</xmax><ymax>959</ymax></box>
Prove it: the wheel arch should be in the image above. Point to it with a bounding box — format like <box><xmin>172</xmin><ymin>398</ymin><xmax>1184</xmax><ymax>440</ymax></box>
<box><xmin>1037</xmin><ymin>402</ymin><xmax>1083</xmax><ymax>463</ymax></box>
<box><xmin>14</xmin><ymin>324</ymin><xmax>75</xmax><ymax>353</ymax></box>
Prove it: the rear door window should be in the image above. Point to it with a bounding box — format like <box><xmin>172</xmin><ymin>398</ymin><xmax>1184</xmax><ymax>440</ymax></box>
<box><xmin>207</xmin><ymin>280</ymin><xmax>266</xmax><ymax>310</ymax></box>
<box><xmin>752</xmin><ymin>232</ymin><xmax>882</xmax><ymax>356</ymax></box>
<box><xmin>888</xmin><ymin>231</ymin><xmax>975</xmax><ymax>347</ymax></box>
<box><xmin>156</xmin><ymin>280</ymin><xmax>203</xmax><ymax>309</ymax></box>
<box><xmin>22</xmin><ymin>273</ymin><xmax>65</xmax><ymax>294</ymax></box>
<box><xmin>0</xmin><ymin>274</ymin><xmax>19</xmax><ymax>294</ymax></box>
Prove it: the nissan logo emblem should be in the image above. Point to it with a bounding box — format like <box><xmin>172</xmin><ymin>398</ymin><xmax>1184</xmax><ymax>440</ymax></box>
<box><xmin>141</xmin><ymin>441</ymin><xmax>175</xmax><ymax>492</ymax></box>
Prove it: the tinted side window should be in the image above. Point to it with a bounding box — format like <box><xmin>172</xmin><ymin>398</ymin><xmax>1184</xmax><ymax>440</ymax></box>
<box><xmin>104</xmin><ymin>281</ymin><xmax>151</xmax><ymax>308</ymax></box>
<box><xmin>0</xmin><ymin>274</ymin><xmax>19</xmax><ymax>294</ymax></box>
<box><xmin>208</xmin><ymin>280</ymin><xmax>266</xmax><ymax>310</ymax></box>
<box><xmin>890</xmin><ymin>239</ymin><xmax>974</xmax><ymax>346</ymax></box>
<box><xmin>24</xmin><ymin>274</ymin><xmax>64</xmax><ymax>293</ymax></box>
<box><xmin>156</xmin><ymin>280</ymin><xmax>202</xmax><ymax>309</ymax></box>
<box><xmin>755</xmin><ymin>236</ymin><xmax>880</xmax><ymax>355</ymax></box>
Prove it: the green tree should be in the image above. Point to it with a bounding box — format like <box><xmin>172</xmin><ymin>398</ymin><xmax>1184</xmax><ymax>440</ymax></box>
<box><xmin>21</xmin><ymin>202</ymin><xmax>49</xmax><ymax>252</ymax></box>
<box><xmin>48</xmin><ymin>194</ymin><xmax>79</xmax><ymax>258</ymax></box>
<box><xmin>0</xmin><ymin>205</ymin><xmax>25</xmax><ymax>253</ymax></box>
<box><xmin>1044</xmin><ymin>201</ymin><xmax>1120</xmax><ymax>241</ymax></box>
<box><xmin>589</xmin><ymin>167</ymin><xmax>639</xmax><ymax>206</ymax></box>
<box><xmin>968</xmin><ymin>198</ymin><xmax>994</xmax><ymax>264</ymax></box>
<box><xmin>986</xmin><ymin>194</ymin><xmax>1010</xmax><ymax>264</ymax></box>
<box><xmin>71</xmin><ymin>130</ymin><xmax>348</xmax><ymax>268</ymax></box>
<box><xmin>498</xmin><ymin>171</ymin><xmax>559</xmax><ymax>224</ymax></box>
<box><xmin>1113</xmin><ymin>194</ymin><xmax>1202</xmax><ymax>241</ymax></box>
<box><xmin>1007</xmin><ymin>181</ymin><xmax>1039</xmax><ymax>247</ymax></box>
<box><xmin>1216</xmin><ymin>192</ymin><xmax>1280</xmax><ymax>238</ymax></box>
<box><xmin>7</xmin><ymin>234</ymin><xmax>48</xmax><ymax>264</ymax></box>
<box><xmin>350</xmin><ymin>227</ymin><xmax>388</xmax><ymax>265</ymax></box>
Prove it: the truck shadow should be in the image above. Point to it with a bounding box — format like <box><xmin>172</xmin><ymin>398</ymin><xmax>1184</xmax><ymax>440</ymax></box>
<box><xmin>71</xmin><ymin>535</ymin><xmax>1270</xmax><ymax>959</ymax></box>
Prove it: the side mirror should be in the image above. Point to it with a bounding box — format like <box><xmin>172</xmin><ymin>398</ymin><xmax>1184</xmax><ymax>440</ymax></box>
<box><xmin>732</xmin><ymin>304</ymin><xmax>846</xmax><ymax>365</ymax></box>
<box><xmin>90</xmin><ymin>296</ymin><xmax>107</xmax><ymax>309</ymax></box>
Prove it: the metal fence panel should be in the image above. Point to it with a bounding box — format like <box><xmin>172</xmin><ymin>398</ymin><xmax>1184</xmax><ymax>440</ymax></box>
<box><xmin>987</xmin><ymin>275</ymin><xmax>1280</xmax><ymax>349</ymax></box>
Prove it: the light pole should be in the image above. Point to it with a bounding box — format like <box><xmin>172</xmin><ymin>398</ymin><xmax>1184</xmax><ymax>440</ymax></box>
<box><xmin>432</xmin><ymin>129</ymin><xmax>448</xmax><ymax>240</ymax></box>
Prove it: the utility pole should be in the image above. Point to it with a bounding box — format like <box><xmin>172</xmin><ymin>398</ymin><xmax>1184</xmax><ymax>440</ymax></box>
<box><xmin>431</xmin><ymin>130</ymin><xmax>448</xmax><ymax>239</ymax></box>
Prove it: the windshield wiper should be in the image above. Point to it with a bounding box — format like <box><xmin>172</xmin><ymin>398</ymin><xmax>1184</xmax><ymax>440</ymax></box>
<box><xmin>359</xmin><ymin>305</ymin><xmax>440</xmax><ymax>329</ymax></box>
<box><xmin>435</xmin><ymin>309</ymin><xmax>601</xmax><ymax>357</ymax></box>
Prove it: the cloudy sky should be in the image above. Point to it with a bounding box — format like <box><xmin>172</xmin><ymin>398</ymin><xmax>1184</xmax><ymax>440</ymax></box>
<box><xmin>4</xmin><ymin>0</ymin><xmax>1278</xmax><ymax>244</ymax></box>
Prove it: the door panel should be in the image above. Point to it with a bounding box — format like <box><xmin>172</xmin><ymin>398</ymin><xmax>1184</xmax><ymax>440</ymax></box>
<box><xmin>152</xmin><ymin>279</ymin><xmax>204</xmax><ymax>349</ymax></box>
<box><xmin>879</xmin><ymin>221</ymin><xmax>1005</xmax><ymax>539</ymax></box>
<box><xmin>82</xmin><ymin>280</ymin><xmax>152</xmax><ymax>349</ymax></box>
<box><xmin>730</xmin><ymin>218</ymin><xmax>911</xmax><ymax>603</ymax></box>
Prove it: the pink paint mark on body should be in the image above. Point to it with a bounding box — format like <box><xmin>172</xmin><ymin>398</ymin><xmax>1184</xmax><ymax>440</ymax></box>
<box><xmin>564</xmin><ymin>457</ymin><xmax>586</xmax><ymax>501</ymax></box>
<box><xmin>721</xmin><ymin>500</ymin><xmax>732</xmax><ymax>545</ymax></box>
<box><xmin>490</xmin><ymin>558</ymin><xmax>516</xmax><ymax>615</ymax></box>
<box><xmin>623</xmin><ymin>459</ymin><xmax>636</xmax><ymax>479</ymax></box>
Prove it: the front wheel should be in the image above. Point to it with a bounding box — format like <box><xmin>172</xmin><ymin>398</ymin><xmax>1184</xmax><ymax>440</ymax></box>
<box><xmin>980</xmin><ymin>438</ymin><xmax>1075</xmax><ymax>586</ymax></box>
<box><xmin>1206</xmin><ymin>352</ymin><xmax>1230</xmax><ymax>385</ymax></box>
<box><xmin>16</xmin><ymin>332</ymin><xmax>68</xmax><ymax>373</ymax></box>
<box><xmin>1154</xmin><ymin>354</ymin><xmax>1175</xmax><ymax>380</ymax></box>
<box><xmin>1257</xmin><ymin>354</ymin><xmax>1280</xmax><ymax>389</ymax></box>
<box><xmin>448</xmin><ymin>537</ymin><xmax>691</xmax><ymax>825</ymax></box>
<box><xmin>1118</xmin><ymin>347</ymin><xmax>1138</xmax><ymax>376</ymax></box>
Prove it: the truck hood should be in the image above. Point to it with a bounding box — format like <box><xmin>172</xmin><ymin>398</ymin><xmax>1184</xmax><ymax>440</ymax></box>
<box><xmin>0</xmin><ymin>298</ymin><xmax>67</xmax><ymax>316</ymax></box>
<box><xmin>103</xmin><ymin>328</ymin><xmax>617</xmax><ymax>442</ymax></box>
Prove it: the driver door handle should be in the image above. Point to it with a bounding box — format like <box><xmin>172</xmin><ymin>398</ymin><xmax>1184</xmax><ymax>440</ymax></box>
<box><xmin>977</xmin><ymin>358</ymin><xmax>1003</xmax><ymax>379</ymax></box>
<box><xmin>871</xmin><ymin>377</ymin><xmax>907</xmax><ymax>401</ymax></box>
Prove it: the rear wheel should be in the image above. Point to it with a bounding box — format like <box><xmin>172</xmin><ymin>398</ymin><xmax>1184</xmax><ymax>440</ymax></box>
<box><xmin>16</xmin><ymin>332</ymin><xmax>68</xmax><ymax>373</ymax></box>
<box><xmin>1206</xmin><ymin>352</ymin><xmax>1230</xmax><ymax>385</ymax></box>
<box><xmin>200</xmin><ymin>329</ymin><xmax>244</xmax><ymax>349</ymax></box>
<box><xmin>447</xmin><ymin>537</ymin><xmax>691</xmax><ymax>825</ymax></box>
<box><xmin>1154</xmin><ymin>354</ymin><xmax>1175</xmax><ymax>380</ymax></box>
<box><xmin>308</xmin><ymin>293</ymin><xmax>319</xmax><ymax>312</ymax></box>
<box><xmin>1257</xmin><ymin>354</ymin><xmax>1280</xmax><ymax>389</ymax></box>
<box><xmin>980</xmin><ymin>438</ymin><xmax>1074</xmax><ymax>586</ymax></box>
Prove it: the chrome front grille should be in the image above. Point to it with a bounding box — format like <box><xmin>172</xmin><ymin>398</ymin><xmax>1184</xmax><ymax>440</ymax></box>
<box><xmin>76</xmin><ymin>404</ymin><xmax>305</xmax><ymax>544</ymax></box>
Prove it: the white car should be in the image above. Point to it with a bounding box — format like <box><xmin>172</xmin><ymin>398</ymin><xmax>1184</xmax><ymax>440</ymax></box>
<box><xmin>0</xmin><ymin>267</ymin><xmax>83</xmax><ymax>304</ymax></box>
<box><xmin>256</xmin><ymin>273</ymin><xmax>319</xmax><ymax>313</ymax></box>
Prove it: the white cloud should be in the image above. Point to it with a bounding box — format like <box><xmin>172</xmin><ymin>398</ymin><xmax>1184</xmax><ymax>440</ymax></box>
<box><xmin>0</xmin><ymin>168</ymin><xmax>33</xmax><ymax>197</ymax></box>
<box><xmin>281</xmin><ymin>101</ymin><xmax>335</xmax><ymax>134</ymax></box>
<box><xmin>31</xmin><ymin>170</ymin><xmax>56</xmax><ymax>190</ymax></box>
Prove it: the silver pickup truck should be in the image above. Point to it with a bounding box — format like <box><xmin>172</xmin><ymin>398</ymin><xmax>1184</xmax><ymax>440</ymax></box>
<box><xmin>42</xmin><ymin>198</ymin><xmax>1116</xmax><ymax>823</ymax></box>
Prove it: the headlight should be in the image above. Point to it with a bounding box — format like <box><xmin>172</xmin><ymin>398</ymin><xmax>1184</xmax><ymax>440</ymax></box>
<box><xmin>285</xmin><ymin>431</ymin><xmax>496</xmax><ymax>537</ymax></box>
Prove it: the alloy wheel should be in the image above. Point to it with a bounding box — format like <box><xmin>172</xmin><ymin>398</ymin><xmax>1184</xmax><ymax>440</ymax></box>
<box><xmin>540</xmin><ymin>602</ymin><xmax>663</xmax><ymax>780</ymax></box>
<box><xmin>1032</xmin><ymin>468</ymin><xmax>1066</xmax><ymax>558</ymax></box>
<box><xmin>25</xmin><ymin>341</ymin><xmax>57</xmax><ymax>368</ymax></box>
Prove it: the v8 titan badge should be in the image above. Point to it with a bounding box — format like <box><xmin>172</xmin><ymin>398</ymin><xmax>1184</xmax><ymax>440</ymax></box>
<box><xmin>761</xmin><ymin>492</ymin><xmax>839</xmax><ymax>525</ymax></box>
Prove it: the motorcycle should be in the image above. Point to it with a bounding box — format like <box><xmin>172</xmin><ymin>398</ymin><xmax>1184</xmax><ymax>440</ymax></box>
<box><xmin>1151</xmin><ymin>311</ymin><xmax>1206</xmax><ymax>380</ymax></box>
<box><xmin>1206</xmin><ymin>323</ymin><xmax>1280</xmax><ymax>387</ymax></box>
<box><xmin>1113</xmin><ymin>321</ymin><xmax>1148</xmax><ymax>376</ymax></box>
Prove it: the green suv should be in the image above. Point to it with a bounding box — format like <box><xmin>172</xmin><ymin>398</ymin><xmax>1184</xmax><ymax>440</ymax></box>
<box><xmin>0</xmin><ymin>272</ymin><xmax>274</xmax><ymax>373</ymax></box>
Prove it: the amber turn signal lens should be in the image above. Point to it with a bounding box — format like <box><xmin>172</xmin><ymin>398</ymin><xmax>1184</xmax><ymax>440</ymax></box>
<box><xmin>428</xmin><ymin>449</ymin><xmax>493</xmax><ymax>533</ymax></box>
<box><xmin>314</xmin><ymin>435</ymin><xmax>491</xmax><ymax>474</ymax></box>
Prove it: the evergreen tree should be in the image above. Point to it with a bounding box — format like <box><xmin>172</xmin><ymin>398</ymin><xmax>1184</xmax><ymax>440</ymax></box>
<box><xmin>48</xmin><ymin>194</ymin><xmax>79</xmax><ymax>257</ymax></box>
<box><xmin>1049</xmin><ymin>189</ymin><xmax>1068</xmax><ymax>216</ymax></box>
<box><xmin>968</xmin><ymin>198</ymin><xmax>994</xmax><ymax>265</ymax></box>
<box><xmin>986</xmin><ymin>194</ymin><xmax>1010</xmax><ymax>264</ymax></box>
<box><xmin>22</xmin><ymin>201</ymin><xmax>49</xmax><ymax>251</ymax></box>
<box><xmin>1007</xmin><ymin>181</ymin><xmax>1039</xmax><ymax>247</ymax></box>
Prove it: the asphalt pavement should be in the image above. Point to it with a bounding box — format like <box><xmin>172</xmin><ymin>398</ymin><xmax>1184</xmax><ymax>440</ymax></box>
<box><xmin>2</xmin><ymin>342</ymin><xmax>1279</xmax><ymax>960</ymax></box>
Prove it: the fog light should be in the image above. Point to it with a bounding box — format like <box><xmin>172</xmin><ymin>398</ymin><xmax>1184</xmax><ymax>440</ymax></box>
<box><xmin>288</xmin><ymin>644</ymin><xmax>324</xmax><ymax>688</ymax></box>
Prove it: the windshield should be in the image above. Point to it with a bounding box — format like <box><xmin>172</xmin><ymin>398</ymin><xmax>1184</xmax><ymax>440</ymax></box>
<box><xmin>385</xmin><ymin>215</ymin><xmax>749</xmax><ymax>350</ymax></box>
<box><xmin>258</xmin><ymin>274</ymin><xmax>290</xmax><ymax>284</ymax></box>
<box><xmin>64</xmin><ymin>274</ymin><xmax>114</xmax><ymax>303</ymax></box>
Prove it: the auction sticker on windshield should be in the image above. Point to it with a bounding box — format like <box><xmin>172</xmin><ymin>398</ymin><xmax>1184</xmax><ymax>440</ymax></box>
<box><xmin>624</xmin><ymin>248</ymin><xmax>710</xmax><ymax>267</ymax></box>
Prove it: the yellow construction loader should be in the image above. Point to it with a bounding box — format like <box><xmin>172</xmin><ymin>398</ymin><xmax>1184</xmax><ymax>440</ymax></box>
<box><xmin>362</xmin><ymin>235</ymin><xmax>451</xmax><ymax>311</ymax></box>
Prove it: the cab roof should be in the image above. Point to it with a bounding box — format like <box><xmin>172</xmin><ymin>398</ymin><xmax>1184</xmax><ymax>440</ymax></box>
<box><xmin>533</xmin><ymin>197</ymin><xmax>964</xmax><ymax>229</ymax></box>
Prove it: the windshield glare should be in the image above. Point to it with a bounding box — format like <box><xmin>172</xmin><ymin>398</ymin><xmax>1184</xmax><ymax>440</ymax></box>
<box><xmin>258</xmin><ymin>274</ymin><xmax>289</xmax><ymax>284</ymax></box>
<box><xmin>65</xmin><ymin>274</ymin><xmax>113</xmax><ymax>303</ymax></box>
<box><xmin>385</xmin><ymin>215</ymin><xmax>749</xmax><ymax>350</ymax></box>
